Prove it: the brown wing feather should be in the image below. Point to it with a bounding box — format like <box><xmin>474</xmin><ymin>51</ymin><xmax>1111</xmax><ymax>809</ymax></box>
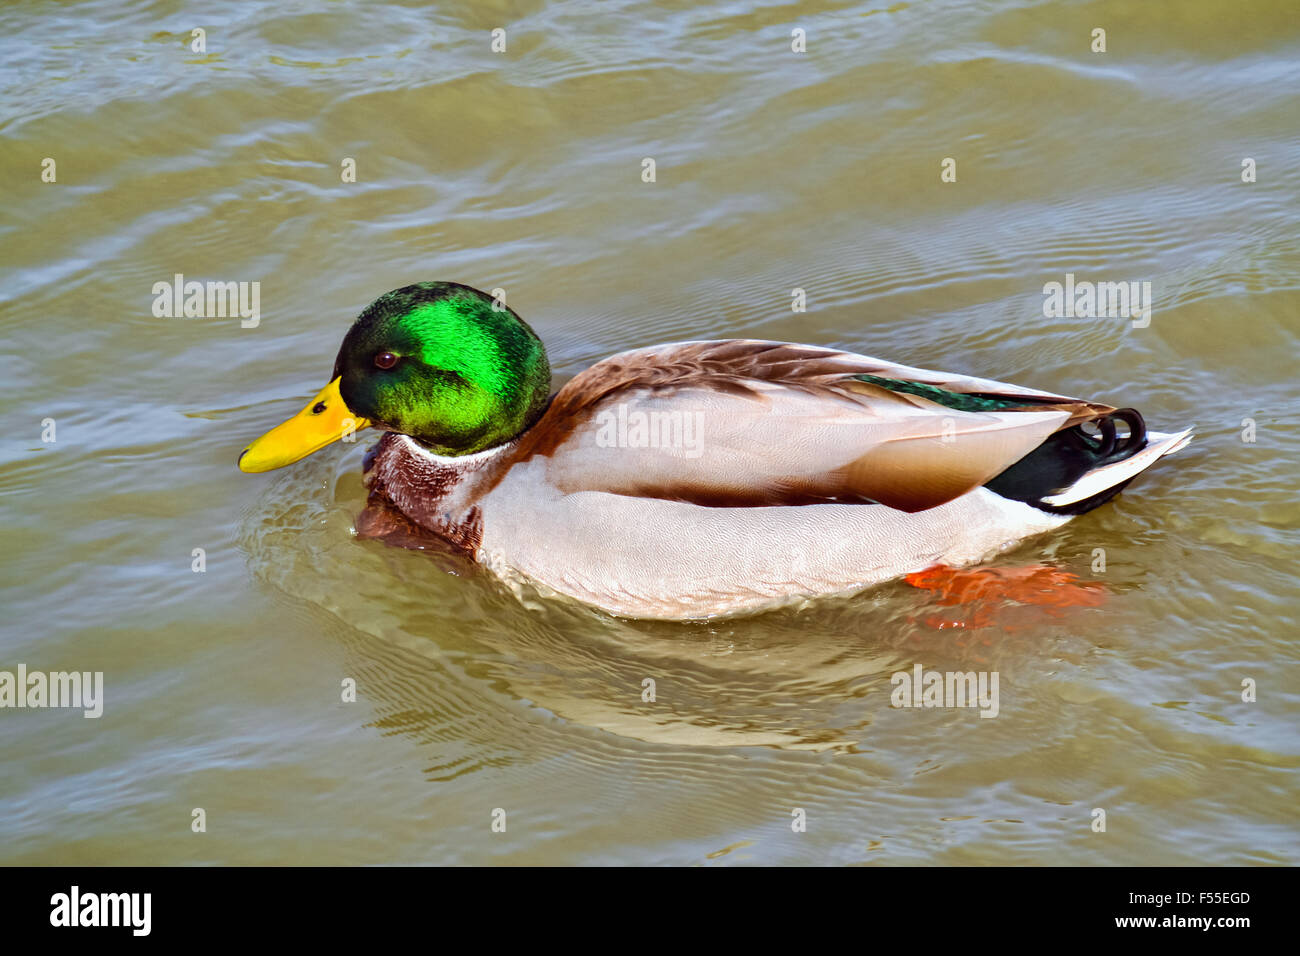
<box><xmin>500</xmin><ymin>340</ymin><xmax>1114</xmax><ymax>512</ymax></box>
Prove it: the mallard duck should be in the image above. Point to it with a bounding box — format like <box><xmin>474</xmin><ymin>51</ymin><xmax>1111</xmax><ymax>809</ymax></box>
<box><xmin>239</xmin><ymin>282</ymin><xmax>1191</xmax><ymax>620</ymax></box>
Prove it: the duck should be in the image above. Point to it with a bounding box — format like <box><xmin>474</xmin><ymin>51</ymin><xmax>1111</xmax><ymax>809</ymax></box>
<box><xmin>238</xmin><ymin>281</ymin><xmax>1192</xmax><ymax>620</ymax></box>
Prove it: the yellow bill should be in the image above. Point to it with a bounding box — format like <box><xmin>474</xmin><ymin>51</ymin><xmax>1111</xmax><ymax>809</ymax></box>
<box><xmin>238</xmin><ymin>377</ymin><xmax>370</xmax><ymax>473</ymax></box>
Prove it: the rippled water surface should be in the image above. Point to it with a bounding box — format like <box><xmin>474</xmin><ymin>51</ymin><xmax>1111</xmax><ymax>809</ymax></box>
<box><xmin>2</xmin><ymin>0</ymin><xmax>1298</xmax><ymax>865</ymax></box>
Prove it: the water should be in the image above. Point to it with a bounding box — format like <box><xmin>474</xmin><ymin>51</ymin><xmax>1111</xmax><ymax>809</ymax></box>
<box><xmin>2</xmin><ymin>0</ymin><xmax>1297</xmax><ymax>865</ymax></box>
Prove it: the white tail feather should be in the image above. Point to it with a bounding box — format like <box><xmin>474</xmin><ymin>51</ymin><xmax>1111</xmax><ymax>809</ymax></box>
<box><xmin>1041</xmin><ymin>427</ymin><xmax>1194</xmax><ymax>507</ymax></box>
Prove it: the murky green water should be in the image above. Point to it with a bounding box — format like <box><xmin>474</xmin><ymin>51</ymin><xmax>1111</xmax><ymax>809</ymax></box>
<box><xmin>2</xmin><ymin>0</ymin><xmax>1297</xmax><ymax>865</ymax></box>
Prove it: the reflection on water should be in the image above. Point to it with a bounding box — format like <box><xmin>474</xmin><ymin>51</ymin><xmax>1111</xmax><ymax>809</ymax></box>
<box><xmin>1</xmin><ymin>0</ymin><xmax>1297</xmax><ymax>864</ymax></box>
<box><xmin>241</xmin><ymin>455</ymin><xmax>1122</xmax><ymax>754</ymax></box>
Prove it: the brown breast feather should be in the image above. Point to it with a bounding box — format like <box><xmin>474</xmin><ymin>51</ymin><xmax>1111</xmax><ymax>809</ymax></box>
<box><xmin>361</xmin><ymin>432</ymin><xmax>486</xmax><ymax>553</ymax></box>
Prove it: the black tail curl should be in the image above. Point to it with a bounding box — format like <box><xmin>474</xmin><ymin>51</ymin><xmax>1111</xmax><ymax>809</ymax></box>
<box><xmin>1083</xmin><ymin>407</ymin><xmax>1146</xmax><ymax>464</ymax></box>
<box><xmin>984</xmin><ymin>407</ymin><xmax>1147</xmax><ymax>515</ymax></box>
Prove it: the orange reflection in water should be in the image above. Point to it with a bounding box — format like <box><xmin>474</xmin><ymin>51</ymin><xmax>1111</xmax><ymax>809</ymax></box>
<box><xmin>904</xmin><ymin>564</ymin><xmax>1108</xmax><ymax>632</ymax></box>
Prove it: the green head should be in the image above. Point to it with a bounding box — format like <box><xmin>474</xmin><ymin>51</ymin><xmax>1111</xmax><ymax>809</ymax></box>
<box><xmin>333</xmin><ymin>282</ymin><xmax>552</xmax><ymax>455</ymax></box>
<box><xmin>239</xmin><ymin>282</ymin><xmax>552</xmax><ymax>472</ymax></box>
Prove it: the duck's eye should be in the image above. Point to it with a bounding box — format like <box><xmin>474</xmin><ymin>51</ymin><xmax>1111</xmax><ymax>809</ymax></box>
<box><xmin>312</xmin><ymin>402</ymin><xmax>327</xmax><ymax>414</ymax></box>
<box><xmin>374</xmin><ymin>352</ymin><xmax>398</xmax><ymax>369</ymax></box>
